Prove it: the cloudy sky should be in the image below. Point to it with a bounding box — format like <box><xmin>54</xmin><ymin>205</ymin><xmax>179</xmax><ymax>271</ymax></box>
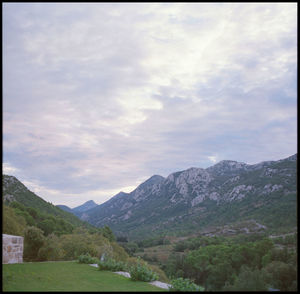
<box><xmin>3</xmin><ymin>3</ymin><xmax>297</xmax><ymax>208</ymax></box>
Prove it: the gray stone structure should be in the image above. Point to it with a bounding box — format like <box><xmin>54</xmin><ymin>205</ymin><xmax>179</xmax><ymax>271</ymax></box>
<box><xmin>2</xmin><ymin>234</ymin><xmax>24</xmax><ymax>264</ymax></box>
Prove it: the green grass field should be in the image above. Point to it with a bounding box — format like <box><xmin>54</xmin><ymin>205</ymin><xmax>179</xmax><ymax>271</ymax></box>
<box><xmin>2</xmin><ymin>261</ymin><xmax>166</xmax><ymax>292</ymax></box>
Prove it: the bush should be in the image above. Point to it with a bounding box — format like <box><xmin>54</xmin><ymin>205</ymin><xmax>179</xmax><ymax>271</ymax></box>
<box><xmin>98</xmin><ymin>257</ymin><xmax>127</xmax><ymax>272</ymax></box>
<box><xmin>77</xmin><ymin>253</ymin><xmax>99</xmax><ymax>264</ymax></box>
<box><xmin>170</xmin><ymin>277</ymin><xmax>204</xmax><ymax>292</ymax></box>
<box><xmin>129</xmin><ymin>259</ymin><xmax>158</xmax><ymax>282</ymax></box>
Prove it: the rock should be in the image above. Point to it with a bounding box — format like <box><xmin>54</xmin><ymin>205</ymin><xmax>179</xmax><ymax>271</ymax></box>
<box><xmin>149</xmin><ymin>280</ymin><xmax>172</xmax><ymax>289</ymax></box>
<box><xmin>113</xmin><ymin>271</ymin><xmax>131</xmax><ymax>278</ymax></box>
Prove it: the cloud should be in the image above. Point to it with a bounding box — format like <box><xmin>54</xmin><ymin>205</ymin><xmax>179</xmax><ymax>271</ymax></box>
<box><xmin>3</xmin><ymin>3</ymin><xmax>297</xmax><ymax>207</ymax></box>
<box><xmin>3</xmin><ymin>162</ymin><xmax>20</xmax><ymax>175</ymax></box>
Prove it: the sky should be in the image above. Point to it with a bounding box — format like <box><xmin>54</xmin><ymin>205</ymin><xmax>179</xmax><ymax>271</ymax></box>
<box><xmin>3</xmin><ymin>3</ymin><xmax>297</xmax><ymax>208</ymax></box>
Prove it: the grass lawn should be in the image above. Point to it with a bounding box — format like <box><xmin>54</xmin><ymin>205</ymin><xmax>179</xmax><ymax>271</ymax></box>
<box><xmin>2</xmin><ymin>261</ymin><xmax>166</xmax><ymax>292</ymax></box>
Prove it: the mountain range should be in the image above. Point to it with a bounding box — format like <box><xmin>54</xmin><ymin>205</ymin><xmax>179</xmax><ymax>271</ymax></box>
<box><xmin>3</xmin><ymin>154</ymin><xmax>297</xmax><ymax>240</ymax></box>
<box><xmin>68</xmin><ymin>154</ymin><xmax>297</xmax><ymax>239</ymax></box>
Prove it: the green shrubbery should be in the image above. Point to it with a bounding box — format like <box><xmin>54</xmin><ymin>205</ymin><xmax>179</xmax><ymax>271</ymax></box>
<box><xmin>97</xmin><ymin>256</ymin><xmax>159</xmax><ymax>282</ymax></box>
<box><xmin>129</xmin><ymin>259</ymin><xmax>158</xmax><ymax>282</ymax></box>
<box><xmin>78</xmin><ymin>253</ymin><xmax>99</xmax><ymax>264</ymax></box>
<box><xmin>98</xmin><ymin>257</ymin><xmax>127</xmax><ymax>271</ymax></box>
<box><xmin>170</xmin><ymin>277</ymin><xmax>204</xmax><ymax>292</ymax></box>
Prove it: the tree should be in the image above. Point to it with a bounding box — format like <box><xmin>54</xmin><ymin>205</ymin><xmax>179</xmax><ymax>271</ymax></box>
<box><xmin>3</xmin><ymin>205</ymin><xmax>27</xmax><ymax>236</ymax></box>
<box><xmin>37</xmin><ymin>234</ymin><xmax>65</xmax><ymax>261</ymax></box>
<box><xmin>253</xmin><ymin>238</ymin><xmax>274</xmax><ymax>269</ymax></box>
<box><xmin>38</xmin><ymin>218</ymin><xmax>56</xmax><ymax>236</ymax></box>
<box><xmin>206</xmin><ymin>262</ymin><xmax>234</xmax><ymax>291</ymax></box>
<box><xmin>26</xmin><ymin>207</ymin><xmax>39</xmax><ymax>219</ymax></box>
<box><xmin>223</xmin><ymin>266</ymin><xmax>268</xmax><ymax>291</ymax></box>
<box><xmin>263</xmin><ymin>261</ymin><xmax>297</xmax><ymax>291</ymax></box>
<box><xmin>24</xmin><ymin>226</ymin><xmax>45</xmax><ymax>261</ymax></box>
<box><xmin>102</xmin><ymin>226</ymin><xmax>115</xmax><ymax>242</ymax></box>
<box><xmin>184</xmin><ymin>250</ymin><xmax>210</xmax><ymax>286</ymax></box>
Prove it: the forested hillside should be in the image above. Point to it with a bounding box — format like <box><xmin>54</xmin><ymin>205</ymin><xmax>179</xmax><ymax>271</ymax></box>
<box><xmin>3</xmin><ymin>175</ymin><xmax>91</xmax><ymax>228</ymax></box>
<box><xmin>2</xmin><ymin>175</ymin><xmax>126</xmax><ymax>263</ymax></box>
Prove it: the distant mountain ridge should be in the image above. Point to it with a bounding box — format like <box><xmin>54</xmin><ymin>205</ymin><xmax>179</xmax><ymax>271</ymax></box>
<box><xmin>75</xmin><ymin>154</ymin><xmax>297</xmax><ymax>239</ymax></box>
<box><xmin>73</xmin><ymin>200</ymin><xmax>98</xmax><ymax>212</ymax></box>
<box><xmin>57</xmin><ymin>200</ymin><xmax>98</xmax><ymax>217</ymax></box>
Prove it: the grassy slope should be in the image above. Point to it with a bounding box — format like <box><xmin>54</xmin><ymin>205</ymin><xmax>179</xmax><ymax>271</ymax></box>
<box><xmin>2</xmin><ymin>261</ymin><xmax>165</xmax><ymax>292</ymax></box>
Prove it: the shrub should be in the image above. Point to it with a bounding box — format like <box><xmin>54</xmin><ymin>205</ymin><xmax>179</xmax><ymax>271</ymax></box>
<box><xmin>129</xmin><ymin>259</ymin><xmax>158</xmax><ymax>282</ymax></box>
<box><xmin>98</xmin><ymin>257</ymin><xmax>127</xmax><ymax>272</ymax></box>
<box><xmin>170</xmin><ymin>277</ymin><xmax>204</xmax><ymax>292</ymax></box>
<box><xmin>77</xmin><ymin>253</ymin><xmax>99</xmax><ymax>264</ymax></box>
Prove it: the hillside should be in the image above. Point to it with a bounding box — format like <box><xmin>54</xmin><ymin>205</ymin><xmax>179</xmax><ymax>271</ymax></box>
<box><xmin>77</xmin><ymin>154</ymin><xmax>297</xmax><ymax>239</ymax></box>
<box><xmin>2</xmin><ymin>175</ymin><xmax>92</xmax><ymax>229</ymax></box>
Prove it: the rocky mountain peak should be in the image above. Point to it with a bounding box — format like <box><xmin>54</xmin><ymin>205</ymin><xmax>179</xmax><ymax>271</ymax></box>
<box><xmin>173</xmin><ymin>168</ymin><xmax>211</xmax><ymax>187</ymax></box>
<box><xmin>114</xmin><ymin>191</ymin><xmax>129</xmax><ymax>198</ymax></box>
<box><xmin>131</xmin><ymin>174</ymin><xmax>165</xmax><ymax>201</ymax></box>
<box><xmin>73</xmin><ymin>200</ymin><xmax>98</xmax><ymax>212</ymax></box>
<box><xmin>139</xmin><ymin>175</ymin><xmax>165</xmax><ymax>187</ymax></box>
<box><xmin>3</xmin><ymin>175</ymin><xmax>23</xmax><ymax>188</ymax></box>
<box><xmin>206</xmin><ymin>160</ymin><xmax>248</xmax><ymax>176</ymax></box>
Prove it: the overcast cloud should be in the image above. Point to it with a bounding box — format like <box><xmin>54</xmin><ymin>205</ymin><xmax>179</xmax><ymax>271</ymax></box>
<box><xmin>3</xmin><ymin>3</ymin><xmax>297</xmax><ymax>207</ymax></box>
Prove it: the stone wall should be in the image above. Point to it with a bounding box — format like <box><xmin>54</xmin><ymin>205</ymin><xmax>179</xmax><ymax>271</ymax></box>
<box><xmin>2</xmin><ymin>234</ymin><xmax>24</xmax><ymax>264</ymax></box>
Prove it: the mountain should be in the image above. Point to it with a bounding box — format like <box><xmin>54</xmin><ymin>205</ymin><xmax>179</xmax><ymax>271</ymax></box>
<box><xmin>57</xmin><ymin>200</ymin><xmax>98</xmax><ymax>218</ymax></box>
<box><xmin>72</xmin><ymin>200</ymin><xmax>98</xmax><ymax>213</ymax></box>
<box><xmin>78</xmin><ymin>154</ymin><xmax>297</xmax><ymax>239</ymax></box>
<box><xmin>2</xmin><ymin>175</ymin><xmax>92</xmax><ymax>229</ymax></box>
<box><xmin>56</xmin><ymin>204</ymin><xmax>73</xmax><ymax>213</ymax></box>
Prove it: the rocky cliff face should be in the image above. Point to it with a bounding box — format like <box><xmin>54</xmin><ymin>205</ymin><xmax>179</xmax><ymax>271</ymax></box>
<box><xmin>80</xmin><ymin>154</ymin><xmax>297</xmax><ymax>238</ymax></box>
